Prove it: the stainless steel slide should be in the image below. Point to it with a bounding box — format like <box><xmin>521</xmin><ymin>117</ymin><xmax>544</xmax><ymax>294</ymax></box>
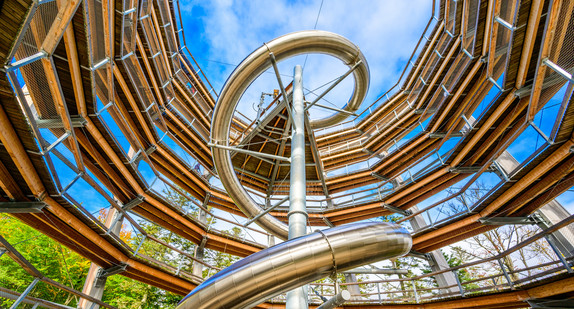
<box><xmin>210</xmin><ymin>30</ymin><xmax>370</xmax><ymax>240</ymax></box>
<box><xmin>192</xmin><ymin>30</ymin><xmax>404</xmax><ymax>308</ymax></box>
<box><xmin>177</xmin><ymin>222</ymin><xmax>412</xmax><ymax>308</ymax></box>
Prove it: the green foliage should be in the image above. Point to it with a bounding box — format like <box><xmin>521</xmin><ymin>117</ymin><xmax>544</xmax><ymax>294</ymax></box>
<box><xmin>0</xmin><ymin>211</ymin><xmax>183</xmax><ymax>308</ymax></box>
<box><xmin>134</xmin><ymin>220</ymin><xmax>195</xmax><ymax>272</ymax></box>
<box><xmin>0</xmin><ymin>186</ymin><xmax>268</xmax><ymax>308</ymax></box>
<box><xmin>203</xmin><ymin>227</ymin><xmax>242</xmax><ymax>271</ymax></box>
<box><xmin>443</xmin><ymin>247</ymin><xmax>480</xmax><ymax>291</ymax></box>
<box><xmin>102</xmin><ymin>275</ymin><xmax>180</xmax><ymax>309</ymax></box>
<box><xmin>377</xmin><ymin>214</ymin><xmax>401</xmax><ymax>223</ymax></box>
<box><xmin>0</xmin><ymin>214</ymin><xmax>91</xmax><ymax>308</ymax></box>
<box><xmin>162</xmin><ymin>188</ymin><xmax>198</xmax><ymax>218</ymax></box>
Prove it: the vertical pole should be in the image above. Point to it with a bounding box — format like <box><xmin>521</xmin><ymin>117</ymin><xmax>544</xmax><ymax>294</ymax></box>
<box><xmin>193</xmin><ymin>209</ymin><xmax>208</xmax><ymax>278</ymax></box>
<box><xmin>286</xmin><ymin>65</ymin><xmax>308</xmax><ymax>309</ymax></box>
<box><xmin>545</xmin><ymin>235</ymin><xmax>573</xmax><ymax>273</ymax></box>
<box><xmin>497</xmin><ymin>259</ymin><xmax>514</xmax><ymax>289</ymax></box>
<box><xmin>79</xmin><ymin>207</ymin><xmax>122</xmax><ymax>309</ymax></box>
<box><xmin>453</xmin><ymin>270</ymin><xmax>465</xmax><ymax>297</ymax></box>
<box><xmin>344</xmin><ymin>274</ymin><xmax>360</xmax><ymax>299</ymax></box>
<box><xmin>411</xmin><ymin>280</ymin><xmax>419</xmax><ymax>303</ymax></box>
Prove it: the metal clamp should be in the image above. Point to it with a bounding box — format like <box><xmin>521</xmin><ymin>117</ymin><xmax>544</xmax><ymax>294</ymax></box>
<box><xmin>316</xmin><ymin>229</ymin><xmax>337</xmax><ymax>276</ymax></box>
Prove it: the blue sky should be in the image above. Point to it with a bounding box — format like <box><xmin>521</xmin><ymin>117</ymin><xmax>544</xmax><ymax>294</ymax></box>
<box><xmin>175</xmin><ymin>0</ymin><xmax>574</xmax><ymax>217</ymax></box>
<box><xmin>179</xmin><ymin>0</ymin><xmax>433</xmax><ymax>119</ymax></box>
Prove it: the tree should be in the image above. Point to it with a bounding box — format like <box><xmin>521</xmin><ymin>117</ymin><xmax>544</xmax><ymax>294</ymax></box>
<box><xmin>444</xmin><ymin>247</ymin><xmax>480</xmax><ymax>291</ymax></box>
<box><xmin>102</xmin><ymin>275</ymin><xmax>180</xmax><ymax>309</ymax></box>
<box><xmin>440</xmin><ymin>181</ymin><xmax>556</xmax><ymax>289</ymax></box>
<box><xmin>162</xmin><ymin>188</ymin><xmax>199</xmax><ymax>219</ymax></box>
<box><xmin>204</xmin><ymin>227</ymin><xmax>242</xmax><ymax>272</ymax></box>
<box><xmin>0</xmin><ymin>206</ymin><xmax>186</xmax><ymax>309</ymax></box>
<box><xmin>0</xmin><ymin>213</ymin><xmax>91</xmax><ymax>307</ymax></box>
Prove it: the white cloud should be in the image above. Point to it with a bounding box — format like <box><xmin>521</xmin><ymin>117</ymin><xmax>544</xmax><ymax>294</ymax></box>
<box><xmin>181</xmin><ymin>0</ymin><xmax>433</xmax><ymax>121</ymax></box>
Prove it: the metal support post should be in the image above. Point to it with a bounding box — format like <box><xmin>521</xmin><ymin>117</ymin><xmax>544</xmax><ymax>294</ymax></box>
<box><xmin>193</xmin><ymin>210</ymin><xmax>208</xmax><ymax>278</ymax></box>
<box><xmin>10</xmin><ymin>277</ymin><xmax>40</xmax><ymax>309</ymax></box>
<box><xmin>412</xmin><ymin>280</ymin><xmax>419</xmax><ymax>303</ymax></box>
<box><xmin>545</xmin><ymin>234</ymin><xmax>573</xmax><ymax>273</ymax></box>
<box><xmin>286</xmin><ymin>65</ymin><xmax>308</xmax><ymax>309</ymax></box>
<box><xmin>79</xmin><ymin>206</ymin><xmax>123</xmax><ymax>309</ymax></box>
<box><xmin>268</xmin><ymin>234</ymin><xmax>275</xmax><ymax>247</ymax></box>
<box><xmin>497</xmin><ymin>259</ymin><xmax>514</xmax><ymax>289</ymax></box>
<box><xmin>453</xmin><ymin>270</ymin><xmax>465</xmax><ymax>297</ymax></box>
<box><xmin>409</xmin><ymin>205</ymin><xmax>459</xmax><ymax>294</ymax></box>
<box><xmin>343</xmin><ymin>274</ymin><xmax>361</xmax><ymax>299</ymax></box>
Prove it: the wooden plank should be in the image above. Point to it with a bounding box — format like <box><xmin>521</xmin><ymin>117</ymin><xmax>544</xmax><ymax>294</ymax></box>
<box><xmin>516</xmin><ymin>0</ymin><xmax>544</xmax><ymax>88</ymax></box>
<box><xmin>40</xmin><ymin>0</ymin><xmax>80</xmax><ymax>54</ymax></box>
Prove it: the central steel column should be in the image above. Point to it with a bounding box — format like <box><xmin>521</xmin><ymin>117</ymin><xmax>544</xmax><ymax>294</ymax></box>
<box><xmin>286</xmin><ymin>65</ymin><xmax>308</xmax><ymax>309</ymax></box>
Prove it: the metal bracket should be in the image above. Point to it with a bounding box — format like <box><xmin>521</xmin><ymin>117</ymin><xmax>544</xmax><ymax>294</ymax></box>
<box><xmin>0</xmin><ymin>202</ymin><xmax>46</xmax><ymax>213</ymax></box>
<box><xmin>478</xmin><ymin>217</ymin><xmax>540</xmax><ymax>225</ymax></box>
<box><xmin>363</xmin><ymin>149</ymin><xmax>385</xmax><ymax>159</ymax></box>
<box><xmin>448</xmin><ymin>166</ymin><xmax>489</xmax><ymax>173</ymax></box>
<box><xmin>494</xmin><ymin>16</ymin><xmax>516</xmax><ymax>31</ymax></box>
<box><xmin>95</xmin><ymin>263</ymin><xmax>128</xmax><ymax>288</ymax></box>
<box><xmin>322</xmin><ymin>216</ymin><xmax>335</xmax><ymax>228</ymax></box>
<box><xmin>415</xmin><ymin>107</ymin><xmax>437</xmax><ymax>114</ymax></box>
<box><xmin>543</xmin><ymin>58</ymin><xmax>573</xmax><ymax>82</ymax></box>
<box><xmin>5</xmin><ymin>51</ymin><xmax>48</xmax><ymax>72</ymax></box>
<box><xmin>492</xmin><ymin>160</ymin><xmax>511</xmax><ymax>181</ymax></box>
<box><xmin>383</xmin><ymin>204</ymin><xmax>412</xmax><ymax>216</ymax></box>
<box><xmin>429</xmin><ymin>131</ymin><xmax>464</xmax><ymax>138</ymax></box>
<box><xmin>198</xmin><ymin>236</ymin><xmax>208</xmax><ymax>251</ymax></box>
<box><xmin>408</xmin><ymin>250</ymin><xmax>430</xmax><ymax>260</ymax></box>
<box><xmin>99</xmin><ymin>264</ymin><xmax>128</xmax><ymax>278</ymax></box>
<box><xmin>371</xmin><ymin>172</ymin><xmax>389</xmax><ymax>181</ymax></box>
<box><xmin>36</xmin><ymin>117</ymin><xmax>86</xmax><ymax>129</ymax></box>
<box><xmin>122</xmin><ymin>195</ymin><xmax>145</xmax><ymax>211</ymax></box>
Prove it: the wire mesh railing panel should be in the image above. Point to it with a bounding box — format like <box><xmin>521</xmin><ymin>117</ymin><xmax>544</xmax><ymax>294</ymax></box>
<box><xmin>463</xmin><ymin>0</ymin><xmax>481</xmax><ymax>51</ymax></box>
<box><xmin>120</xmin><ymin>0</ymin><xmax>139</xmax><ymax>57</ymax></box>
<box><xmin>12</xmin><ymin>1</ymin><xmax>58</xmax><ymax>61</ymax></box>
<box><xmin>443</xmin><ymin>52</ymin><xmax>474</xmax><ymax>93</ymax></box>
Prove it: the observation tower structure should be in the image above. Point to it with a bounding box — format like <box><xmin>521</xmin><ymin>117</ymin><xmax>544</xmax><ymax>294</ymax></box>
<box><xmin>0</xmin><ymin>0</ymin><xmax>573</xmax><ymax>308</ymax></box>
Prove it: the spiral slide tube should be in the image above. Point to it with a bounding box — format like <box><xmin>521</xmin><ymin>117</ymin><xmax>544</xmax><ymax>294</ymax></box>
<box><xmin>210</xmin><ymin>30</ymin><xmax>370</xmax><ymax>240</ymax></box>
<box><xmin>178</xmin><ymin>222</ymin><xmax>412</xmax><ymax>308</ymax></box>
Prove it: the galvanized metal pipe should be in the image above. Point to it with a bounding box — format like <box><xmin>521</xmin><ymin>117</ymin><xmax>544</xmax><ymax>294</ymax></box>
<box><xmin>316</xmin><ymin>290</ymin><xmax>351</xmax><ymax>309</ymax></box>
<box><xmin>288</xmin><ymin>65</ymin><xmax>307</xmax><ymax>240</ymax></box>
<box><xmin>286</xmin><ymin>64</ymin><xmax>308</xmax><ymax>309</ymax></box>
<box><xmin>243</xmin><ymin>196</ymin><xmax>289</xmax><ymax>227</ymax></box>
<box><xmin>177</xmin><ymin>222</ymin><xmax>412</xmax><ymax>309</ymax></box>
